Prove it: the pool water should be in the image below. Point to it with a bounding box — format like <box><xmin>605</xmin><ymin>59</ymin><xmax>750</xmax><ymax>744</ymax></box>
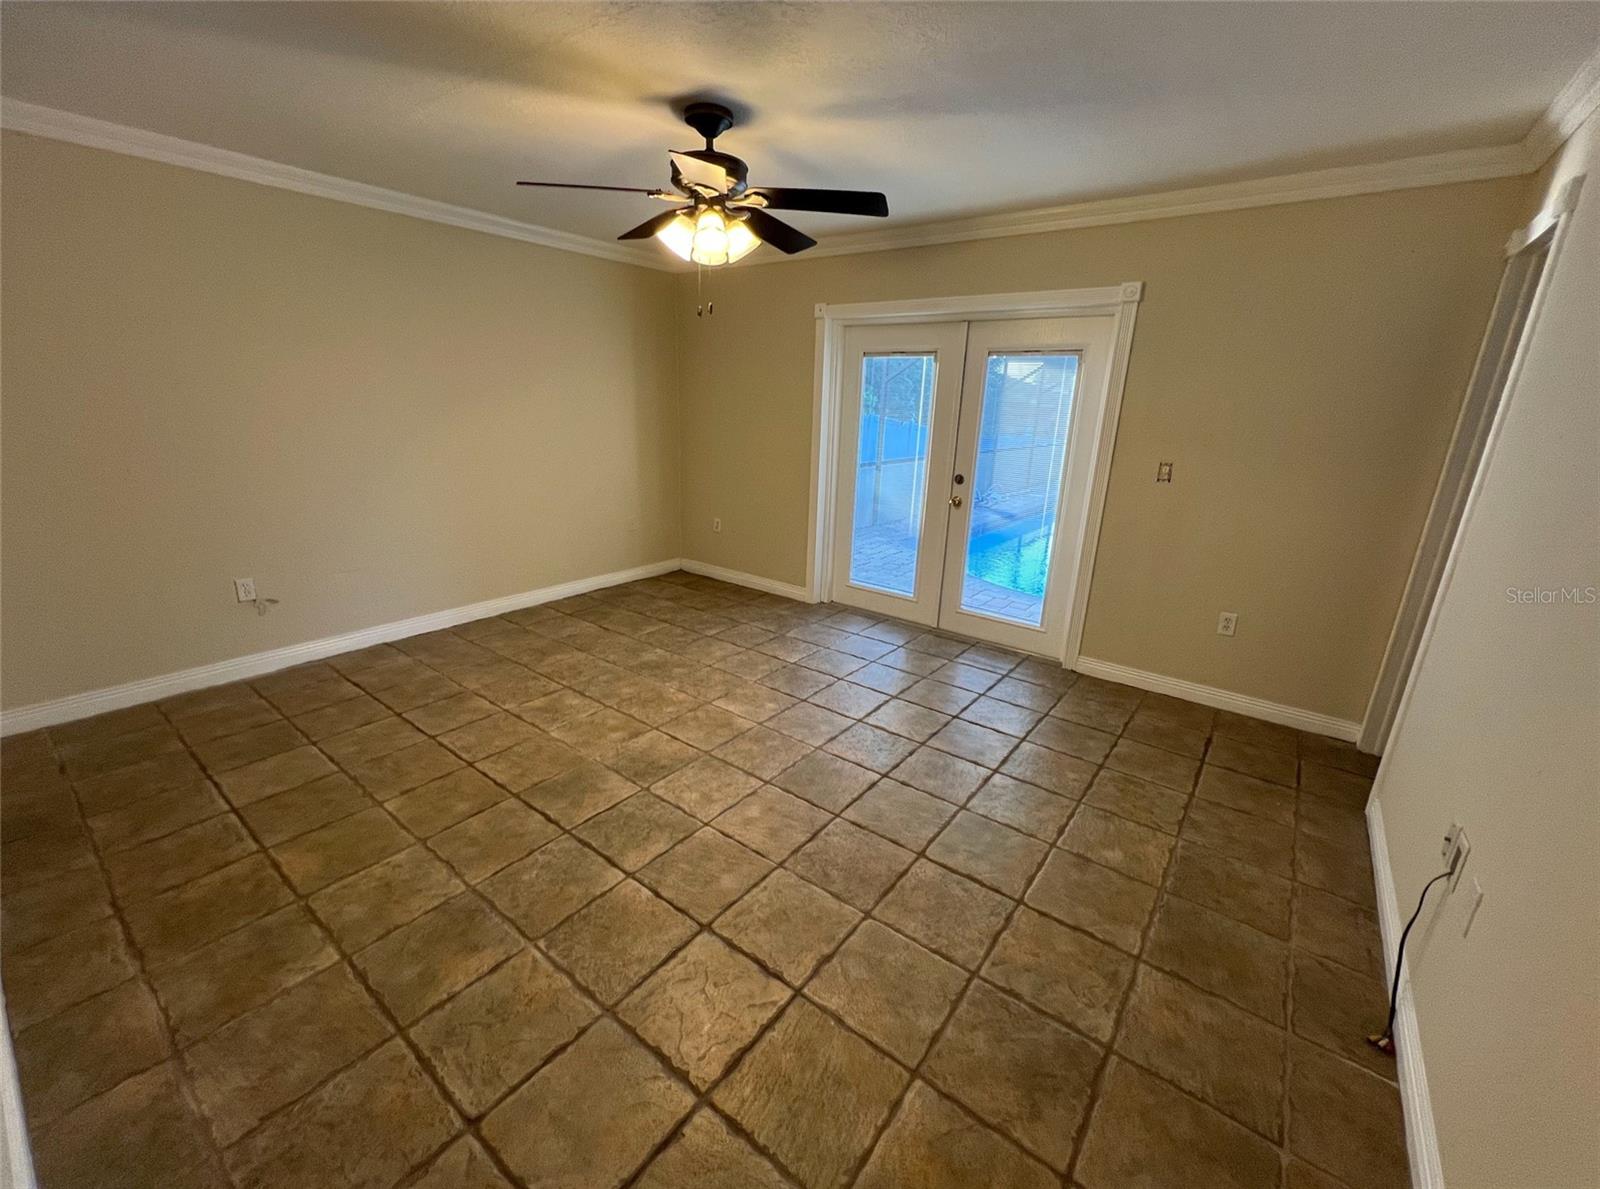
<box><xmin>967</xmin><ymin>528</ymin><xmax>1051</xmax><ymax>596</ymax></box>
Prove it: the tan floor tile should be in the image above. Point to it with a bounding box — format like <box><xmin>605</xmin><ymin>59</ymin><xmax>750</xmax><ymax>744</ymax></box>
<box><xmin>315</xmin><ymin>716</ymin><xmax>424</xmax><ymax>766</ymax></box>
<box><xmin>2</xmin><ymin>868</ymin><xmax>114</xmax><ymax>955</ymax></box>
<box><xmin>407</xmin><ymin>1137</ymin><xmax>513</xmax><ymax>1189</ymax></box>
<box><xmin>191</xmin><ymin>721</ymin><xmax>307</xmax><ymax>774</ymax></box>
<box><xmin>481</xmin><ymin>835</ymin><xmax>623</xmax><ymax>937</ymax></box>
<box><xmin>223</xmin><ymin>1038</ymin><xmax>457</xmax><ymax>1189</ymax></box>
<box><xmin>662</xmin><ymin>703</ymin><xmax>756</xmax><ymax>749</ymax></box>
<box><xmin>1145</xmin><ymin>897</ymin><xmax>1288</xmax><ymax>1024</ymax></box>
<box><xmin>386</xmin><ymin>766</ymin><xmax>505</xmax><ymax>836</ymax></box>
<box><xmin>866</xmin><ymin>697</ymin><xmax>951</xmax><ymax>742</ymax></box>
<box><xmin>767</xmin><ymin>701</ymin><xmax>853</xmax><ymax>746</ymax></box>
<box><xmin>427</xmin><ymin>799</ymin><xmax>559</xmax><ymax>883</ymax></box>
<box><xmin>73</xmin><ymin>752</ymin><xmax>204</xmax><ymax>816</ymax></box>
<box><xmin>637</xmin><ymin>827</ymin><xmax>774</xmax><ymax>923</ymax></box>
<box><xmin>1295</xmin><ymin>834</ymin><xmax>1377</xmax><ymax>908</ymax></box>
<box><xmin>891</xmin><ymin>745</ymin><xmax>989</xmax><ymax>805</ymax></box>
<box><xmin>122</xmin><ymin>855</ymin><xmax>291</xmax><ymax>968</ymax></box>
<box><xmin>928</xmin><ymin>718</ymin><xmax>1016</xmax><ymax>769</ymax></box>
<box><xmin>856</xmin><ymin>1080</ymin><xmax>1057</xmax><ymax>1189</ymax></box>
<box><xmin>411</xmin><ymin>948</ymin><xmax>597</xmax><ymax>1115</ymax></box>
<box><xmin>474</xmin><ymin>733</ymin><xmax>581</xmax><ymax>792</ymax></box>
<box><xmin>634</xmin><ymin>1108</ymin><xmax>790</xmax><ymax>1189</ymax></box>
<box><xmin>1024</xmin><ymin>848</ymin><xmax>1155</xmax><ymax>954</ymax></box>
<box><xmin>403</xmin><ymin>691</ymin><xmax>498</xmax><ymax>736</ymax></box>
<box><xmin>806</xmin><ymin>920</ymin><xmax>965</xmax><ymax>1064</ymax></box>
<box><xmin>85</xmin><ymin>779</ymin><xmax>224</xmax><ymax>854</ymax></box>
<box><xmin>822</xmin><ymin>721</ymin><xmax>918</xmax><ymax>774</ymax></box>
<box><xmin>1293</xmin><ymin>884</ymin><xmax>1383</xmax><ymax>980</ymax></box>
<box><xmin>1059</xmin><ymin>805</ymin><xmax>1175</xmax><ymax>886</ymax></box>
<box><xmin>842</xmin><ymin>779</ymin><xmax>956</xmax><ymax>850</ymax></box>
<box><xmin>4</xmin><ymin>916</ymin><xmax>136</xmax><ymax>1030</ymax></box>
<box><xmin>924</xmin><ymin>981</ymin><xmax>1100</xmax><ymax>1170</ymax></box>
<box><xmin>344</xmin><ymin>739</ymin><xmax>464</xmax><ymax>799</ymax></box>
<box><xmin>787</xmin><ymin>819</ymin><xmax>916</xmax><ymax>910</ymax></box>
<box><xmin>174</xmin><ymin>699</ymin><xmax>283</xmax><ymax>747</ymax></box>
<box><xmin>106</xmin><ymin>814</ymin><xmax>257</xmax><ymax>902</ymax></box>
<box><xmin>1299</xmin><ymin>734</ymin><xmax>1380</xmax><ymax>779</ymax></box>
<box><xmin>439</xmin><ymin>711</ymin><xmax>544</xmax><ymax>761</ymax></box>
<box><xmin>1297</xmin><ymin>794</ymin><xmax>1369</xmax><ymax>850</ymax></box>
<box><xmin>714</xmin><ymin>998</ymin><xmax>908</xmax><ymax>1189</ymax></box>
<box><xmin>986</xmin><ymin>676</ymin><xmax>1060</xmax><ymax>713</ymax></box>
<box><xmin>875</xmin><ymin>859</ymin><xmax>1012</xmax><ymax>969</ymax></box>
<box><xmin>308</xmin><ymin>844</ymin><xmax>463</xmax><ymax>950</ymax></box>
<box><xmin>355</xmin><ymin>892</ymin><xmax>522</xmax><ymax>1022</ymax></box>
<box><xmin>966</xmin><ymin>774</ymin><xmax>1074</xmax><ymax>841</ymax></box>
<box><xmin>541</xmin><ymin>879</ymin><xmax>697</xmax><ymax>1003</ymax></box>
<box><xmin>291</xmin><ymin>693</ymin><xmax>391</xmax><ymax>741</ymax></box>
<box><xmin>151</xmin><ymin>904</ymin><xmax>337</xmax><ymax>1044</ymax></box>
<box><xmin>215</xmin><ymin>745</ymin><xmax>338</xmax><ymax>807</ymax></box>
<box><xmin>712</xmin><ymin>724</ymin><xmax>810</xmax><ymax>779</ymax></box>
<box><xmin>1215</xmin><ymin>710</ymin><xmax>1300</xmax><ymax>754</ymax></box>
<box><xmin>619</xmin><ymin>933</ymin><xmax>790</xmax><ymax>1088</ymax></box>
<box><xmin>849</xmin><ymin>662</ymin><xmax>921</xmax><ymax>697</ymax></box>
<box><xmin>606</xmin><ymin>729</ymin><xmax>699</xmax><ymax>784</ymax></box>
<box><xmin>772</xmin><ymin>750</ymin><xmax>877</xmax><ymax>812</ymax></box>
<box><xmin>1123</xmin><ymin>709</ymin><xmax>1210</xmax><ymax>758</ymax></box>
<box><xmin>482</xmin><ymin>1018</ymin><xmax>694</xmax><ymax>1188</ymax></box>
<box><xmin>575</xmin><ymin>792</ymin><xmax>699</xmax><ymax>870</ymax></box>
<box><xmin>712</xmin><ymin>786</ymin><xmax>830</xmax><ymax>861</ymax></box>
<box><xmin>927</xmin><ymin>811</ymin><xmax>1048</xmax><ymax>897</ymax></box>
<box><xmin>59</xmin><ymin>724</ymin><xmax>186</xmax><ymax>782</ymax></box>
<box><xmin>1</xmin><ymin>824</ymin><xmax>97</xmax><ymax>896</ymax></box>
<box><xmin>653</xmin><ymin>755</ymin><xmax>762</xmax><ymax>821</ymax></box>
<box><xmin>1118</xmin><ymin>965</ymin><xmax>1287</xmax><ymax>1137</ymax></box>
<box><xmin>1105</xmin><ymin>737</ymin><xmax>1200</xmax><ymax>792</ymax></box>
<box><xmin>999</xmin><ymin>741</ymin><xmax>1096</xmax><ymax>798</ymax></box>
<box><xmin>239</xmin><ymin>773</ymin><xmax>370</xmax><ymax>846</ymax></box>
<box><xmin>810</xmin><ymin>679</ymin><xmax>890</xmax><ymax>718</ymax></box>
<box><xmin>1208</xmin><ymin>736</ymin><xmax>1298</xmax><ymax>787</ymax></box>
<box><xmin>958</xmin><ymin>694</ymin><xmax>1043</xmax><ymax>737</ymax></box>
<box><xmin>715</xmin><ymin>868</ymin><xmax>860</xmax><ymax>985</ymax></box>
<box><xmin>1076</xmin><ymin>1058</ymin><xmax>1281</xmax><ymax>1189</ymax></box>
<box><xmin>270</xmin><ymin>806</ymin><xmax>410</xmax><ymax>894</ymax></box>
<box><xmin>184</xmin><ymin>963</ymin><xmax>390</xmax><ymax>1145</ymax></box>
<box><xmin>516</xmin><ymin>687</ymin><xmax>603</xmax><ymax>730</ymax></box>
<box><xmin>1050</xmin><ymin>689</ymin><xmax>1136</xmax><ymax>733</ymax></box>
<box><xmin>982</xmin><ymin>906</ymin><xmax>1133</xmax><ymax>1041</ymax></box>
<box><xmin>521</xmin><ymin>759</ymin><xmax>637</xmax><ymax>827</ymax></box>
<box><xmin>1183</xmin><ymin>798</ymin><xmax>1296</xmax><ymax>878</ymax></box>
<box><xmin>1026</xmin><ymin>715</ymin><xmax>1115</xmax><ymax>764</ymax></box>
<box><xmin>1085</xmin><ymin>768</ymin><xmax>1189</xmax><ymax>833</ymax></box>
<box><xmin>549</xmin><ymin>706</ymin><xmax>651</xmax><ymax>756</ymax></box>
<box><xmin>1288</xmin><ymin>1039</ymin><xmax>1409</xmax><ymax>1188</ymax></box>
<box><xmin>1291</xmin><ymin>952</ymin><xmax>1392</xmax><ymax>1076</ymax></box>
<box><xmin>1198</xmin><ymin>764</ymin><xmax>1297</xmax><ymax>825</ymax></box>
<box><xmin>14</xmin><ymin>980</ymin><xmax>170</xmax><ymax>1127</ymax></box>
<box><xmin>31</xmin><ymin>1062</ymin><xmax>228</xmax><ymax>1189</ymax></box>
<box><xmin>1168</xmin><ymin>840</ymin><xmax>1293</xmax><ymax>939</ymax></box>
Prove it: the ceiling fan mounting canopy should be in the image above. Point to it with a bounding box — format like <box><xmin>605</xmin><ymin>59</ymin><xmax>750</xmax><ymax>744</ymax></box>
<box><xmin>515</xmin><ymin>97</ymin><xmax>889</xmax><ymax>265</ymax></box>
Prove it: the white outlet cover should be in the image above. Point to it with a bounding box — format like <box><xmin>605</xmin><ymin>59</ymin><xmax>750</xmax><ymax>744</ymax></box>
<box><xmin>234</xmin><ymin>577</ymin><xmax>257</xmax><ymax>603</ymax></box>
<box><xmin>1217</xmin><ymin>612</ymin><xmax>1238</xmax><ymax>636</ymax></box>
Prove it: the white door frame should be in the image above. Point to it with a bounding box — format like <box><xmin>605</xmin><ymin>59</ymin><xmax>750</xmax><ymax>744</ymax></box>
<box><xmin>1359</xmin><ymin>176</ymin><xmax>1584</xmax><ymax>754</ymax></box>
<box><xmin>807</xmin><ymin>283</ymin><xmax>1143</xmax><ymax>666</ymax></box>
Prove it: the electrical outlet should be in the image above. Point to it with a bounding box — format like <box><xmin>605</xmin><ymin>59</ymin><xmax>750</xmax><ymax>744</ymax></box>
<box><xmin>1443</xmin><ymin>822</ymin><xmax>1471</xmax><ymax>888</ymax></box>
<box><xmin>712</xmin><ymin>518</ymin><xmax>722</xmax><ymax>533</ymax></box>
<box><xmin>234</xmin><ymin>577</ymin><xmax>257</xmax><ymax>603</ymax></box>
<box><xmin>1217</xmin><ymin>611</ymin><xmax>1237</xmax><ymax>637</ymax></box>
<box><xmin>1156</xmin><ymin>461</ymin><xmax>1174</xmax><ymax>483</ymax></box>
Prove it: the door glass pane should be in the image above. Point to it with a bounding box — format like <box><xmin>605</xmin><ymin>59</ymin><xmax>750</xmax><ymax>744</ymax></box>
<box><xmin>960</xmin><ymin>352</ymin><xmax>1080</xmax><ymax>626</ymax></box>
<box><xmin>848</xmin><ymin>354</ymin><xmax>937</xmax><ymax>597</ymax></box>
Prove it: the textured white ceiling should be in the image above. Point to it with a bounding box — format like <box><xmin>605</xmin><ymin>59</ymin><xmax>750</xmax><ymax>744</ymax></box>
<box><xmin>3</xmin><ymin>1</ymin><xmax>1596</xmax><ymax>244</ymax></box>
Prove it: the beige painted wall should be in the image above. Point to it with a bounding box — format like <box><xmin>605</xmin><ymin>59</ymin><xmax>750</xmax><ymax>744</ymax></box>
<box><xmin>1372</xmin><ymin>115</ymin><xmax>1599</xmax><ymax>1188</ymax></box>
<box><xmin>1</xmin><ymin>131</ymin><xmax>680</xmax><ymax>709</ymax></box>
<box><xmin>676</xmin><ymin>179</ymin><xmax>1526</xmax><ymax>722</ymax></box>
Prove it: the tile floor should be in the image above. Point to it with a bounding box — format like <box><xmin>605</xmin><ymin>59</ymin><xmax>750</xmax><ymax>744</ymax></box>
<box><xmin>0</xmin><ymin>572</ymin><xmax>1407</xmax><ymax>1189</ymax></box>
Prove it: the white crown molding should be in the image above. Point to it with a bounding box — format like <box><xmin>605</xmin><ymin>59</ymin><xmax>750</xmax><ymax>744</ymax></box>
<box><xmin>1367</xmin><ymin>795</ymin><xmax>1445</xmax><ymax>1189</ymax></box>
<box><xmin>1522</xmin><ymin>41</ymin><xmax>1600</xmax><ymax>169</ymax></box>
<box><xmin>1073</xmin><ymin>656</ymin><xmax>1362</xmax><ymax>742</ymax></box>
<box><xmin>0</xmin><ymin>98</ymin><xmax>670</xmax><ymax>271</ymax></box>
<box><xmin>7</xmin><ymin>39</ymin><xmax>1597</xmax><ymax>275</ymax></box>
<box><xmin>0</xmin><ymin>558</ymin><xmax>684</xmax><ymax>736</ymax></box>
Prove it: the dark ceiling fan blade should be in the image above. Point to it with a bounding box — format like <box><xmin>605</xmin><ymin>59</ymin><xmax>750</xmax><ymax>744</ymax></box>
<box><xmin>617</xmin><ymin>209</ymin><xmax>688</xmax><ymax>241</ymax></box>
<box><xmin>516</xmin><ymin>181</ymin><xmax>667</xmax><ymax>195</ymax></box>
<box><xmin>740</xmin><ymin>208</ymin><xmax>818</xmax><ymax>255</ymax></box>
<box><xmin>740</xmin><ymin>187</ymin><xmax>889</xmax><ymax>217</ymax></box>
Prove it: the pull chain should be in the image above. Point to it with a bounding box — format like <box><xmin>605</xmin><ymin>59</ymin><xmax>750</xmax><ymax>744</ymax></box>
<box><xmin>696</xmin><ymin>261</ymin><xmax>714</xmax><ymax>318</ymax></box>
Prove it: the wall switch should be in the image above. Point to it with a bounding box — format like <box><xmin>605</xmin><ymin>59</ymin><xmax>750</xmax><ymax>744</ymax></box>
<box><xmin>1443</xmin><ymin>822</ymin><xmax>1471</xmax><ymax>889</ymax></box>
<box><xmin>1156</xmin><ymin>461</ymin><xmax>1174</xmax><ymax>483</ymax></box>
<box><xmin>1217</xmin><ymin>611</ymin><xmax>1238</xmax><ymax>636</ymax></box>
<box><xmin>234</xmin><ymin>577</ymin><xmax>257</xmax><ymax>603</ymax></box>
<box><xmin>712</xmin><ymin>518</ymin><xmax>722</xmax><ymax>533</ymax></box>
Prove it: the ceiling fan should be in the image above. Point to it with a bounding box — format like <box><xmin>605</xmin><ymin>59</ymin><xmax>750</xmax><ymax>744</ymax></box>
<box><xmin>517</xmin><ymin>102</ymin><xmax>888</xmax><ymax>266</ymax></box>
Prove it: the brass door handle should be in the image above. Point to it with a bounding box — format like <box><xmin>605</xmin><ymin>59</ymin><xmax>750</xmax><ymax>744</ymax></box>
<box><xmin>949</xmin><ymin>495</ymin><xmax>963</xmax><ymax>508</ymax></box>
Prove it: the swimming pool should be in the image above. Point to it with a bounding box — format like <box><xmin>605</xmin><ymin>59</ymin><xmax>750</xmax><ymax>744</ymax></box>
<box><xmin>966</xmin><ymin>526</ymin><xmax>1051</xmax><ymax>597</ymax></box>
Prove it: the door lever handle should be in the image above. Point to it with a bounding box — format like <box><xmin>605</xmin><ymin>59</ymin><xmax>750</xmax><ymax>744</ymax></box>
<box><xmin>949</xmin><ymin>495</ymin><xmax>963</xmax><ymax>508</ymax></box>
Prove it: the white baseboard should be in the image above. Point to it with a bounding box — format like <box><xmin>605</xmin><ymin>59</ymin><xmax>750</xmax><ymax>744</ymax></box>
<box><xmin>1366</xmin><ymin>795</ymin><xmax>1444</xmax><ymax>1189</ymax></box>
<box><xmin>0</xmin><ymin>989</ymin><xmax>37</xmax><ymax>1189</ymax></box>
<box><xmin>0</xmin><ymin>559</ymin><xmax>683</xmax><ymax>737</ymax></box>
<box><xmin>678</xmin><ymin>559</ymin><xmax>814</xmax><ymax>604</ymax></box>
<box><xmin>1072</xmin><ymin>657</ymin><xmax>1362</xmax><ymax>742</ymax></box>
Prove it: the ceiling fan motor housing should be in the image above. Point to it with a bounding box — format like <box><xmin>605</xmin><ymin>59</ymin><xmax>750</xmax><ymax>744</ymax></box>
<box><xmin>682</xmin><ymin>101</ymin><xmax>736</xmax><ymax>146</ymax></box>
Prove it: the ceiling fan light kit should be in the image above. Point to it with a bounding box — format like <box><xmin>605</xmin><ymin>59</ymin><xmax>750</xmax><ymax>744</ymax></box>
<box><xmin>516</xmin><ymin>101</ymin><xmax>889</xmax><ymax>267</ymax></box>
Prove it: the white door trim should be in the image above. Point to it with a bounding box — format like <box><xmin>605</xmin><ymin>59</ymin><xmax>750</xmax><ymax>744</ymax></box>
<box><xmin>1359</xmin><ymin>176</ymin><xmax>1583</xmax><ymax>753</ymax></box>
<box><xmin>808</xmin><ymin>284</ymin><xmax>1143</xmax><ymax>667</ymax></box>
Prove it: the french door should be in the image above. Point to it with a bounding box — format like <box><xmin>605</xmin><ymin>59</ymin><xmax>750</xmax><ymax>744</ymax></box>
<box><xmin>830</xmin><ymin>314</ymin><xmax>1116</xmax><ymax>656</ymax></box>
